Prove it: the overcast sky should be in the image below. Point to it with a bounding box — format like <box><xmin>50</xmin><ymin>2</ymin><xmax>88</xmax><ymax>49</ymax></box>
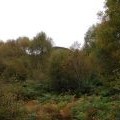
<box><xmin>0</xmin><ymin>0</ymin><xmax>104</xmax><ymax>47</ymax></box>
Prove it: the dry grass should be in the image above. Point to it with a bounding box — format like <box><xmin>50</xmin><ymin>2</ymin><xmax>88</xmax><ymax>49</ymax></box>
<box><xmin>24</xmin><ymin>98</ymin><xmax>78</xmax><ymax>120</ymax></box>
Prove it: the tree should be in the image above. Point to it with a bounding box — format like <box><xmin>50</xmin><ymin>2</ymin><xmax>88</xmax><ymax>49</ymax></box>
<box><xmin>16</xmin><ymin>37</ymin><xmax>30</xmax><ymax>53</ymax></box>
<box><xmin>49</xmin><ymin>47</ymin><xmax>94</xmax><ymax>93</ymax></box>
<box><xmin>49</xmin><ymin>49</ymin><xmax>70</xmax><ymax>92</ymax></box>
<box><xmin>83</xmin><ymin>25</ymin><xmax>97</xmax><ymax>54</ymax></box>
<box><xmin>0</xmin><ymin>40</ymin><xmax>23</xmax><ymax>58</ymax></box>
<box><xmin>29</xmin><ymin>32</ymin><xmax>53</xmax><ymax>80</ymax></box>
<box><xmin>29</xmin><ymin>32</ymin><xmax>52</xmax><ymax>56</ymax></box>
<box><xmin>83</xmin><ymin>0</ymin><xmax>120</xmax><ymax>90</ymax></box>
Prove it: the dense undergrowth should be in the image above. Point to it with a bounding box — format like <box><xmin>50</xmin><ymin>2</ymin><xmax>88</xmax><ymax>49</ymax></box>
<box><xmin>0</xmin><ymin>0</ymin><xmax>120</xmax><ymax>119</ymax></box>
<box><xmin>0</xmin><ymin>81</ymin><xmax>119</xmax><ymax>120</ymax></box>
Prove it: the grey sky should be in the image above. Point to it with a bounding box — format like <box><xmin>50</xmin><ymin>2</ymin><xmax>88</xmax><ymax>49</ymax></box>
<box><xmin>0</xmin><ymin>0</ymin><xmax>104</xmax><ymax>47</ymax></box>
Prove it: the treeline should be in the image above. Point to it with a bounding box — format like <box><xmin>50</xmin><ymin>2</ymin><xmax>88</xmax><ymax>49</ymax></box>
<box><xmin>0</xmin><ymin>0</ymin><xmax>120</xmax><ymax>96</ymax></box>
<box><xmin>0</xmin><ymin>32</ymin><xmax>52</xmax><ymax>82</ymax></box>
<box><xmin>0</xmin><ymin>33</ymin><xmax>103</xmax><ymax>95</ymax></box>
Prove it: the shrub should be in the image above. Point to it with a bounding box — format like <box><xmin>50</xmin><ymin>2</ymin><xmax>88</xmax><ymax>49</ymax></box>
<box><xmin>0</xmin><ymin>83</ymin><xmax>27</xmax><ymax>120</ymax></box>
<box><xmin>71</xmin><ymin>96</ymin><xmax>120</xmax><ymax>120</ymax></box>
<box><xmin>2</xmin><ymin>60</ymin><xmax>27</xmax><ymax>82</ymax></box>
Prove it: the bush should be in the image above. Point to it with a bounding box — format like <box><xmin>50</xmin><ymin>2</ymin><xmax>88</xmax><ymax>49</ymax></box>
<box><xmin>0</xmin><ymin>83</ymin><xmax>27</xmax><ymax>120</ymax></box>
<box><xmin>49</xmin><ymin>49</ymin><xmax>101</xmax><ymax>95</ymax></box>
<box><xmin>1</xmin><ymin>59</ymin><xmax>28</xmax><ymax>82</ymax></box>
<box><xmin>71</xmin><ymin>96</ymin><xmax>120</xmax><ymax>120</ymax></box>
<box><xmin>49</xmin><ymin>50</ymin><xmax>71</xmax><ymax>92</ymax></box>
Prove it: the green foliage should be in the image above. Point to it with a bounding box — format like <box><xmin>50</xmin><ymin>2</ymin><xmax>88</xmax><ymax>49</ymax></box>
<box><xmin>28</xmin><ymin>32</ymin><xmax>53</xmax><ymax>80</ymax></box>
<box><xmin>16</xmin><ymin>37</ymin><xmax>30</xmax><ymax>52</ymax></box>
<box><xmin>0</xmin><ymin>59</ymin><xmax>6</xmax><ymax>76</ymax></box>
<box><xmin>49</xmin><ymin>46</ymin><xmax>103</xmax><ymax>95</ymax></box>
<box><xmin>71</xmin><ymin>96</ymin><xmax>120</xmax><ymax>120</ymax></box>
<box><xmin>82</xmin><ymin>0</ymin><xmax>120</xmax><ymax>90</ymax></box>
<box><xmin>0</xmin><ymin>83</ymin><xmax>27</xmax><ymax>120</ymax></box>
<box><xmin>83</xmin><ymin>25</ymin><xmax>97</xmax><ymax>54</ymax></box>
<box><xmin>0</xmin><ymin>1</ymin><xmax>119</xmax><ymax>119</ymax></box>
<box><xmin>2</xmin><ymin>59</ymin><xmax>27</xmax><ymax>82</ymax></box>
<box><xmin>49</xmin><ymin>49</ymin><xmax>70</xmax><ymax>92</ymax></box>
<box><xmin>0</xmin><ymin>32</ymin><xmax>53</xmax><ymax>82</ymax></box>
<box><xmin>30</xmin><ymin>32</ymin><xmax>52</xmax><ymax>56</ymax></box>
